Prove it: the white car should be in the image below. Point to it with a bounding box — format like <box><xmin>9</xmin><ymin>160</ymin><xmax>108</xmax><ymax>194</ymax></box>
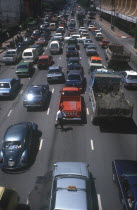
<box><xmin>88</xmin><ymin>25</ymin><xmax>94</xmax><ymax>30</ymax></box>
<box><xmin>79</xmin><ymin>27</ymin><xmax>85</xmax><ymax>33</ymax></box>
<box><xmin>54</xmin><ymin>33</ymin><xmax>63</xmax><ymax>41</ymax></box>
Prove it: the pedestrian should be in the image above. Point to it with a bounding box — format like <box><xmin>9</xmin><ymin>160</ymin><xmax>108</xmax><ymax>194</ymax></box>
<box><xmin>55</xmin><ymin>107</ymin><xmax>66</xmax><ymax>131</ymax></box>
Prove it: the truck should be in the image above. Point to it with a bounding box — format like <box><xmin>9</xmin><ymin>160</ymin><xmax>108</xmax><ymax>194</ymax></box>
<box><xmin>105</xmin><ymin>43</ymin><xmax>131</xmax><ymax>68</ymax></box>
<box><xmin>89</xmin><ymin>69</ymin><xmax>133</xmax><ymax>124</ymax></box>
<box><xmin>58</xmin><ymin>87</ymin><xmax>84</xmax><ymax>122</ymax></box>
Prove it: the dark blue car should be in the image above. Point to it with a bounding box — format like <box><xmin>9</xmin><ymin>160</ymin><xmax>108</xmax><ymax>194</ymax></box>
<box><xmin>112</xmin><ymin>160</ymin><xmax>137</xmax><ymax>210</ymax></box>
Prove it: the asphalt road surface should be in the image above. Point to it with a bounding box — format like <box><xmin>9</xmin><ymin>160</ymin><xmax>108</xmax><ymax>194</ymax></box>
<box><xmin>0</xmin><ymin>13</ymin><xmax>137</xmax><ymax>210</ymax></box>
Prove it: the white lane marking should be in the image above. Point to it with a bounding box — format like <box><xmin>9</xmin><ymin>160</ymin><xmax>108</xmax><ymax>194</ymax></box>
<box><xmin>26</xmin><ymin>199</ymin><xmax>29</xmax><ymax>205</ymax></box>
<box><xmin>47</xmin><ymin>108</ymin><xmax>50</xmax><ymax>115</ymax></box>
<box><xmin>29</xmin><ymin>78</ymin><xmax>30</xmax><ymax>80</ymax></box>
<box><xmin>20</xmin><ymin>89</ymin><xmax>23</xmax><ymax>95</ymax></box>
<box><xmin>39</xmin><ymin>139</ymin><xmax>43</xmax><ymax>150</ymax></box>
<box><xmin>8</xmin><ymin>110</ymin><xmax>12</xmax><ymax>117</ymax></box>
<box><xmin>52</xmin><ymin>88</ymin><xmax>54</xmax><ymax>93</ymax></box>
<box><xmin>86</xmin><ymin>108</ymin><xmax>89</xmax><ymax>115</ymax></box>
<box><xmin>90</xmin><ymin>140</ymin><xmax>94</xmax><ymax>150</ymax></box>
<box><xmin>59</xmin><ymin>57</ymin><xmax>61</xmax><ymax>60</ymax></box>
<box><xmin>97</xmin><ymin>194</ymin><xmax>102</xmax><ymax>210</ymax></box>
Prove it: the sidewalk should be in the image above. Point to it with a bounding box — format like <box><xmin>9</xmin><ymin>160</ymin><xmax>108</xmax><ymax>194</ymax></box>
<box><xmin>0</xmin><ymin>31</ymin><xmax>26</xmax><ymax>54</ymax></box>
<box><xmin>96</xmin><ymin>15</ymin><xmax>137</xmax><ymax>54</ymax></box>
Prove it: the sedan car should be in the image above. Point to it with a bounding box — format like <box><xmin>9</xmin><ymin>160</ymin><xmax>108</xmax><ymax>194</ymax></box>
<box><xmin>47</xmin><ymin>66</ymin><xmax>65</xmax><ymax>83</ymax></box>
<box><xmin>37</xmin><ymin>55</ymin><xmax>53</xmax><ymax>70</ymax></box>
<box><xmin>0</xmin><ymin>78</ymin><xmax>20</xmax><ymax>99</ymax></box>
<box><xmin>83</xmin><ymin>39</ymin><xmax>93</xmax><ymax>48</ymax></box>
<box><xmin>121</xmin><ymin>70</ymin><xmax>137</xmax><ymax>89</ymax></box>
<box><xmin>49</xmin><ymin>162</ymin><xmax>94</xmax><ymax>210</ymax></box>
<box><xmin>67</xmin><ymin>57</ymin><xmax>81</xmax><ymax>69</ymax></box>
<box><xmin>112</xmin><ymin>160</ymin><xmax>137</xmax><ymax>210</ymax></box>
<box><xmin>0</xmin><ymin>122</ymin><xmax>42</xmax><ymax>172</ymax></box>
<box><xmin>23</xmin><ymin>85</ymin><xmax>49</xmax><ymax>111</ymax></box>
<box><xmin>66</xmin><ymin>45</ymin><xmax>79</xmax><ymax>57</ymax></box>
<box><xmin>86</xmin><ymin>44</ymin><xmax>99</xmax><ymax>57</ymax></box>
<box><xmin>65</xmin><ymin>70</ymin><xmax>86</xmax><ymax>91</ymax></box>
<box><xmin>16</xmin><ymin>61</ymin><xmax>34</xmax><ymax>77</ymax></box>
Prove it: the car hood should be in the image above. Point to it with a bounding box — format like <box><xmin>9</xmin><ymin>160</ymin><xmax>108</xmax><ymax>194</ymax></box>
<box><xmin>0</xmin><ymin>88</ymin><xmax>10</xmax><ymax>93</ymax></box>
<box><xmin>66</xmin><ymin>80</ymin><xmax>82</xmax><ymax>85</ymax></box>
<box><xmin>2</xmin><ymin>149</ymin><xmax>23</xmax><ymax>166</ymax></box>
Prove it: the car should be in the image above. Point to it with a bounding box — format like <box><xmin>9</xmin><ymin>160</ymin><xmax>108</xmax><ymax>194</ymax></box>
<box><xmin>67</xmin><ymin>57</ymin><xmax>81</xmax><ymax>68</ymax></box>
<box><xmin>23</xmin><ymin>85</ymin><xmax>49</xmax><ymax>111</ymax></box>
<box><xmin>16</xmin><ymin>42</ymin><xmax>27</xmax><ymax>52</ymax></box>
<box><xmin>37</xmin><ymin>55</ymin><xmax>53</xmax><ymax>70</ymax></box>
<box><xmin>36</xmin><ymin>38</ymin><xmax>47</xmax><ymax>46</ymax></box>
<box><xmin>0</xmin><ymin>122</ymin><xmax>42</xmax><ymax>172</ymax></box>
<box><xmin>88</xmin><ymin>24</ymin><xmax>94</xmax><ymax>31</ymax></box>
<box><xmin>16</xmin><ymin>61</ymin><xmax>34</xmax><ymax>77</ymax></box>
<box><xmin>65</xmin><ymin>70</ymin><xmax>86</xmax><ymax>91</ymax></box>
<box><xmin>83</xmin><ymin>39</ymin><xmax>93</xmax><ymax>48</ymax></box>
<box><xmin>121</xmin><ymin>70</ymin><xmax>137</xmax><ymax>89</ymax></box>
<box><xmin>79</xmin><ymin>26</ymin><xmax>85</xmax><ymax>33</ymax></box>
<box><xmin>0</xmin><ymin>78</ymin><xmax>20</xmax><ymax>99</ymax></box>
<box><xmin>67</xmin><ymin>63</ymin><xmax>83</xmax><ymax>72</ymax></box>
<box><xmin>47</xmin><ymin>66</ymin><xmax>65</xmax><ymax>83</ymax></box>
<box><xmin>31</xmin><ymin>44</ymin><xmax>43</xmax><ymax>56</ymax></box>
<box><xmin>66</xmin><ymin>45</ymin><xmax>79</xmax><ymax>57</ymax></box>
<box><xmin>2</xmin><ymin>49</ymin><xmax>22</xmax><ymax>65</ymax></box>
<box><xmin>68</xmin><ymin>38</ymin><xmax>79</xmax><ymax>50</ymax></box>
<box><xmin>86</xmin><ymin>44</ymin><xmax>99</xmax><ymax>56</ymax></box>
<box><xmin>112</xmin><ymin>160</ymin><xmax>137</xmax><ymax>210</ymax></box>
<box><xmin>49</xmin><ymin>162</ymin><xmax>93</xmax><ymax>210</ymax></box>
<box><xmin>99</xmin><ymin>39</ymin><xmax>110</xmax><ymax>48</ymax></box>
<box><xmin>54</xmin><ymin>33</ymin><xmax>63</xmax><ymax>41</ymax></box>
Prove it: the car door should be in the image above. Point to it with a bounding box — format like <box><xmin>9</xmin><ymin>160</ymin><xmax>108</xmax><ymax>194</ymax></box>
<box><xmin>25</xmin><ymin>126</ymin><xmax>34</xmax><ymax>160</ymax></box>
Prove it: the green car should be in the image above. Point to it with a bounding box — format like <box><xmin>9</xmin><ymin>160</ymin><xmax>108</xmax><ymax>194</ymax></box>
<box><xmin>16</xmin><ymin>61</ymin><xmax>34</xmax><ymax>77</ymax></box>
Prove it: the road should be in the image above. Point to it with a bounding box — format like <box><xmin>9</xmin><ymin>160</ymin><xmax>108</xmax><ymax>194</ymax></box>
<box><xmin>0</xmin><ymin>13</ymin><xmax>137</xmax><ymax>210</ymax></box>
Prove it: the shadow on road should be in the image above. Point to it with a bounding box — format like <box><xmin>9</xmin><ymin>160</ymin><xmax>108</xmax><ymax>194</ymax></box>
<box><xmin>99</xmin><ymin>118</ymin><xmax>137</xmax><ymax>134</ymax></box>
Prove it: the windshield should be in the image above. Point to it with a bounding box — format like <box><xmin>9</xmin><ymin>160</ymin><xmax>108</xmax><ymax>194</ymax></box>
<box><xmin>6</xmin><ymin>52</ymin><xmax>16</xmax><ymax>55</ymax></box>
<box><xmin>68</xmin><ymin>75</ymin><xmax>81</xmax><ymax>80</ymax></box>
<box><xmin>4</xmin><ymin>141</ymin><xmax>22</xmax><ymax>150</ymax></box>
<box><xmin>23</xmin><ymin>52</ymin><xmax>32</xmax><ymax>56</ymax></box>
<box><xmin>127</xmin><ymin>75</ymin><xmax>137</xmax><ymax>80</ymax></box>
<box><xmin>87</xmin><ymin>46</ymin><xmax>96</xmax><ymax>50</ymax></box>
<box><xmin>39</xmin><ymin>59</ymin><xmax>48</xmax><ymax>63</ymax></box>
<box><xmin>49</xmin><ymin>69</ymin><xmax>61</xmax><ymax>74</ymax></box>
<box><xmin>69</xmin><ymin>59</ymin><xmax>79</xmax><ymax>64</ymax></box>
<box><xmin>17</xmin><ymin>65</ymin><xmax>28</xmax><ymax>69</ymax></box>
<box><xmin>51</xmin><ymin>44</ymin><xmax>58</xmax><ymax>49</ymax></box>
<box><xmin>0</xmin><ymin>83</ymin><xmax>10</xmax><ymax>88</ymax></box>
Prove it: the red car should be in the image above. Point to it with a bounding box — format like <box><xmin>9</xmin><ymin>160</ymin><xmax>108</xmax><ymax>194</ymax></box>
<box><xmin>36</xmin><ymin>38</ymin><xmax>47</xmax><ymax>46</ymax></box>
<box><xmin>37</xmin><ymin>55</ymin><xmax>53</xmax><ymax>70</ymax></box>
<box><xmin>99</xmin><ymin>39</ymin><xmax>110</xmax><ymax>48</ymax></box>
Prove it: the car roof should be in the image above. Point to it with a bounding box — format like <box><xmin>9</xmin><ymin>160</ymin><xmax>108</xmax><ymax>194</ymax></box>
<box><xmin>0</xmin><ymin>78</ymin><xmax>14</xmax><ymax>83</ymax></box>
<box><xmin>49</xmin><ymin>66</ymin><xmax>60</xmax><ymax>70</ymax></box>
<box><xmin>53</xmin><ymin>162</ymin><xmax>89</xmax><ymax>178</ymax></box>
<box><xmin>4</xmin><ymin>123</ymin><xmax>29</xmax><ymax>142</ymax></box>
<box><xmin>125</xmin><ymin>70</ymin><xmax>137</xmax><ymax>75</ymax></box>
<box><xmin>17</xmin><ymin>62</ymin><xmax>29</xmax><ymax>66</ymax></box>
<box><xmin>68</xmin><ymin>70</ymin><xmax>82</xmax><ymax>75</ymax></box>
<box><xmin>39</xmin><ymin>55</ymin><xmax>49</xmax><ymax>59</ymax></box>
<box><xmin>69</xmin><ymin>57</ymin><xmax>79</xmax><ymax>61</ymax></box>
<box><xmin>90</xmin><ymin>56</ymin><xmax>102</xmax><ymax>60</ymax></box>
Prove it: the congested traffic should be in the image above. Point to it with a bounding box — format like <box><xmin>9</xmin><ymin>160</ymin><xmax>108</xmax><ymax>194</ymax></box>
<box><xmin>0</xmin><ymin>1</ymin><xmax>137</xmax><ymax>210</ymax></box>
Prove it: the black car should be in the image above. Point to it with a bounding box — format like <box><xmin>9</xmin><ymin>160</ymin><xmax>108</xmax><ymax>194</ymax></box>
<box><xmin>47</xmin><ymin>66</ymin><xmax>65</xmax><ymax>83</ymax></box>
<box><xmin>65</xmin><ymin>70</ymin><xmax>86</xmax><ymax>91</ymax></box>
<box><xmin>67</xmin><ymin>57</ymin><xmax>81</xmax><ymax>69</ymax></box>
<box><xmin>66</xmin><ymin>45</ymin><xmax>79</xmax><ymax>57</ymax></box>
<box><xmin>112</xmin><ymin>160</ymin><xmax>137</xmax><ymax>210</ymax></box>
<box><xmin>23</xmin><ymin>85</ymin><xmax>49</xmax><ymax>111</ymax></box>
<box><xmin>0</xmin><ymin>122</ymin><xmax>42</xmax><ymax>172</ymax></box>
<box><xmin>67</xmin><ymin>63</ymin><xmax>83</xmax><ymax>72</ymax></box>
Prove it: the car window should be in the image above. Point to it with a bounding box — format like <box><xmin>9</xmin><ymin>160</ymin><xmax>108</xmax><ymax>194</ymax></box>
<box><xmin>4</xmin><ymin>141</ymin><xmax>22</xmax><ymax>150</ymax></box>
<box><xmin>0</xmin><ymin>83</ymin><xmax>10</xmax><ymax>88</ymax></box>
<box><xmin>127</xmin><ymin>75</ymin><xmax>137</xmax><ymax>80</ymax></box>
<box><xmin>17</xmin><ymin>65</ymin><xmax>28</xmax><ymax>69</ymax></box>
<box><xmin>68</xmin><ymin>75</ymin><xmax>81</xmax><ymax>80</ymax></box>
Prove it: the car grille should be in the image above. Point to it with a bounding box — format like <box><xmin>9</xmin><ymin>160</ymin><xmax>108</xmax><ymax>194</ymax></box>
<box><xmin>8</xmin><ymin>161</ymin><xmax>15</xmax><ymax>167</ymax></box>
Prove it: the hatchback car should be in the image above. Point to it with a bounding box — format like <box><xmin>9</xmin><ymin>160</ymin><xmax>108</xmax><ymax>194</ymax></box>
<box><xmin>49</xmin><ymin>162</ymin><xmax>93</xmax><ymax>210</ymax></box>
<box><xmin>47</xmin><ymin>66</ymin><xmax>65</xmax><ymax>83</ymax></box>
<box><xmin>121</xmin><ymin>70</ymin><xmax>137</xmax><ymax>89</ymax></box>
<box><xmin>112</xmin><ymin>160</ymin><xmax>137</xmax><ymax>210</ymax></box>
<box><xmin>16</xmin><ymin>61</ymin><xmax>34</xmax><ymax>77</ymax></box>
<box><xmin>0</xmin><ymin>78</ymin><xmax>20</xmax><ymax>99</ymax></box>
<box><xmin>23</xmin><ymin>85</ymin><xmax>49</xmax><ymax>111</ymax></box>
<box><xmin>0</xmin><ymin>122</ymin><xmax>42</xmax><ymax>172</ymax></box>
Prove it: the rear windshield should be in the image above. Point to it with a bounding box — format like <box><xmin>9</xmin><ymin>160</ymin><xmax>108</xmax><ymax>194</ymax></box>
<box><xmin>69</xmin><ymin>59</ymin><xmax>79</xmax><ymax>64</ymax></box>
<box><xmin>4</xmin><ymin>141</ymin><xmax>22</xmax><ymax>150</ymax></box>
<box><xmin>39</xmin><ymin>59</ymin><xmax>48</xmax><ymax>63</ymax></box>
<box><xmin>49</xmin><ymin>69</ymin><xmax>60</xmax><ymax>73</ymax></box>
<box><xmin>0</xmin><ymin>83</ymin><xmax>10</xmax><ymax>88</ymax></box>
<box><xmin>92</xmin><ymin>59</ymin><xmax>101</xmax><ymax>63</ymax></box>
<box><xmin>50</xmin><ymin>44</ymin><xmax>58</xmax><ymax>49</ymax></box>
<box><xmin>127</xmin><ymin>75</ymin><xmax>137</xmax><ymax>80</ymax></box>
<box><xmin>68</xmin><ymin>75</ymin><xmax>81</xmax><ymax>80</ymax></box>
<box><xmin>23</xmin><ymin>52</ymin><xmax>32</xmax><ymax>56</ymax></box>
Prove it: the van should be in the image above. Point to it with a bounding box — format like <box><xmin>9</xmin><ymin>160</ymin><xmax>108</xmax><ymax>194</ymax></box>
<box><xmin>22</xmin><ymin>48</ymin><xmax>38</xmax><ymax>63</ymax></box>
<box><xmin>49</xmin><ymin>41</ymin><xmax>63</xmax><ymax>55</ymax></box>
<box><xmin>0</xmin><ymin>186</ymin><xmax>19</xmax><ymax>210</ymax></box>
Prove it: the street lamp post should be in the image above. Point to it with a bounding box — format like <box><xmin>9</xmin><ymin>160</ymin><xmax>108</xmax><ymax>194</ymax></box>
<box><xmin>111</xmin><ymin>0</ymin><xmax>115</xmax><ymax>31</ymax></box>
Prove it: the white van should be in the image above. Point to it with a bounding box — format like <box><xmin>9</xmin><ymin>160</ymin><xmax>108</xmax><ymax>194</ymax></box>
<box><xmin>49</xmin><ymin>41</ymin><xmax>63</xmax><ymax>55</ymax></box>
<box><xmin>22</xmin><ymin>48</ymin><xmax>38</xmax><ymax>63</ymax></box>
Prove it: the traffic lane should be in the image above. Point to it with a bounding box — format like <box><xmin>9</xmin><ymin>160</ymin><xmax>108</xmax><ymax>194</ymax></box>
<box><xmin>0</xmin><ymin>69</ymin><xmax>64</xmax><ymax>203</ymax></box>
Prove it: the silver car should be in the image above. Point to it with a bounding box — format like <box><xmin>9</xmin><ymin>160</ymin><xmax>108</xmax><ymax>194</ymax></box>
<box><xmin>49</xmin><ymin>162</ymin><xmax>93</xmax><ymax>210</ymax></box>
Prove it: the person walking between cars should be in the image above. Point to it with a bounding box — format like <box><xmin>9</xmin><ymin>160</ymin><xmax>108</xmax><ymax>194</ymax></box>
<box><xmin>55</xmin><ymin>107</ymin><xmax>66</xmax><ymax>131</ymax></box>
